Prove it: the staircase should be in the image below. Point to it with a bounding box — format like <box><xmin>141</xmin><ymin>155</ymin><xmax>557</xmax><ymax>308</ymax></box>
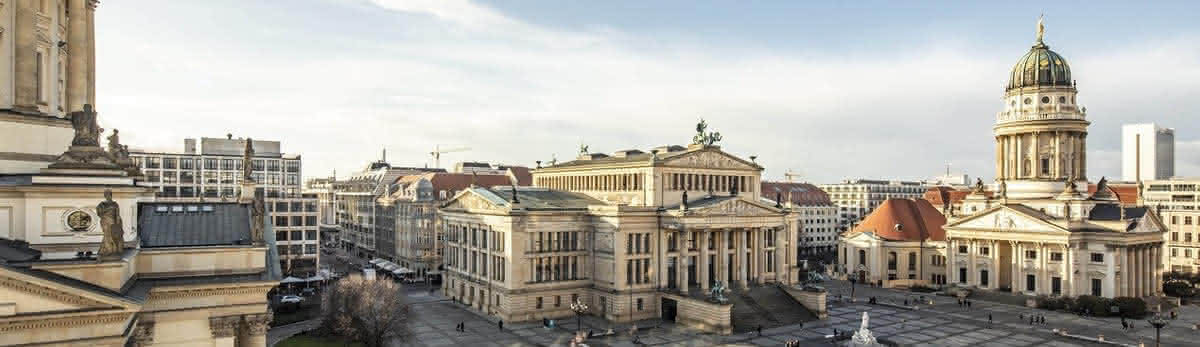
<box><xmin>728</xmin><ymin>284</ymin><xmax>817</xmax><ymax>333</ymax></box>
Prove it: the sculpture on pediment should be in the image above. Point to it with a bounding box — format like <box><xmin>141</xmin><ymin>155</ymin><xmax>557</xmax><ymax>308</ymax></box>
<box><xmin>97</xmin><ymin>189</ymin><xmax>125</xmax><ymax>260</ymax></box>
<box><xmin>106</xmin><ymin>129</ymin><xmax>126</xmax><ymax>159</ymax></box>
<box><xmin>70</xmin><ymin>104</ymin><xmax>102</xmax><ymax>147</ymax></box>
<box><xmin>242</xmin><ymin>138</ymin><xmax>255</xmax><ymax>183</ymax></box>
<box><xmin>681</xmin><ymin>190</ymin><xmax>689</xmax><ymax>211</ymax></box>
<box><xmin>579</xmin><ymin>144</ymin><xmax>589</xmax><ymax>155</ymax></box>
<box><xmin>998</xmin><ymin>179</ymin><xmax>1008</xmax><ymax>200</ymax></box>
<box><xmin>250</xmin><ymin>190</ymin><xmax>265</xmax><ymax>245</ymax></box>
<box><xmin>691</xmin><ymin>118</ymin><xmax>722</xmax><ymax>146</ymax></box>
<box><xmin>972</xmin><ymin>178</ymin><xmax>985</xmax><ymax>194</ymax></box>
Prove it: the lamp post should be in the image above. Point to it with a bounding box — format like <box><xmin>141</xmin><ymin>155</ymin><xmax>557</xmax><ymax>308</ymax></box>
<box><xmin>570</xmin><ymin>299</ymin><xmax>589</xmax><ymax>333</ymax></box>
<box><xmin>1147</xmin><ymin>314</ymin><xmax>1168</xmax><ymax>347</ymax></box>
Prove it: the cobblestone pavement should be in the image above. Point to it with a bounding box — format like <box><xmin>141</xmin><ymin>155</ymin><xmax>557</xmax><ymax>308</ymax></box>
<box><xmin>395</xmin><ymin>280</ymin><xmax>1195</xmax><ymax>346</ymax></box>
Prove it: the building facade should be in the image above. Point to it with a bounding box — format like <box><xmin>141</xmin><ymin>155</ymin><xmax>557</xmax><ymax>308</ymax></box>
<box><xmin>1143</xmin><ymin>178</ymin><xmax>1200</xmax><ymax>211</ymax></box>
<box><xmin>334</xmin><ymin>159</ymin><xmax>442</xmax><ymax>260</ymax></box>
<box><xmin>819</xmin><ymin>179</ymin><xmax>927</xmax><ymax>233</ymax></box>
<box><xmin>129</xmin><ymin>137</ymin><xmax>320</xmax><ymax>275</ymax></box>
<box><xmin>942</xmin><ymin>23</ymin><xmax>1166</xmax><ymax>299</ymax></box>
<box><xmin>1122</xmin><ymin>123</ymin><xmax>1175</xmax><ymax>182</ymax></box>
<box><xmin>838</xmin><ymin>199</ymin><xmax>948</xmax><ymax>288</ymax></box>
<box><xmin>0</xmin><ymin>2</ymin><xmax>279</xmax><ymax>344</ymax></box>
<box><xmin>440</xmin><ymin>142</ymin><xmax>800</xmax><ymax>332</ymax></box>
<box><xmin>1164</xmin><ymin>210</ymin><xmax>1200</xmax><ymax>273</ymax></box>
<box><xmin>762</xmin><ymin>181</ymin><xmax>839</xmax><ymax>259</ymax></box>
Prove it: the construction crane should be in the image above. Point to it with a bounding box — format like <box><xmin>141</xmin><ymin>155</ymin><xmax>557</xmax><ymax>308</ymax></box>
<box><xmin>784</xmin><ymin>169</ymin><xmax>803</xmax><ymax>183</ymax></box>
<box><xmin>430</xmin><ymin>145</ymin><xmax>470</xmax><ymax>169</ymax></box>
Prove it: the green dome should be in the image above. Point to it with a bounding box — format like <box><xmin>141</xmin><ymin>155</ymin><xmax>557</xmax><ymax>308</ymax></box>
<box><xmin>1007</xmin><ymin>42</ymin><xmax>1072</xmax><ymax>91</ymax></box>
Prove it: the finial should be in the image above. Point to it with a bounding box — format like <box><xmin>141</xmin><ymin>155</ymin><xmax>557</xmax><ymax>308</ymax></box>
<box><xmin>1036</xmin><ymin>14</ymin><xmax>1045</xmax><ymax>44</ymax></box>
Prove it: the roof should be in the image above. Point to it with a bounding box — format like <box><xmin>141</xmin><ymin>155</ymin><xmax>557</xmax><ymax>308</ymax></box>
<box><xmin>464</xmin><ymin>186</ymin><xmax>603</xmax><ymax>210</ymax></box>
<box><xmin>848</xmin><ymin>198</ymin><xmax>946</xmax><ymax>242</ymax></box>
<box><xmin>923</xmin><ymin>186</ymin><xmax>990</xmax><ymax>208</ymax></box>
<box><xmin>1008</xmin><ymin>41</ymin><xmax>1072</xmax><ymax>91</ymax></box>
<box><xmin>541</xmin><ymin>145</ymin><xmax>761</xmax><ymax>171</ymax></box>
<box><xmin>1088</xmin><ymin>204</ymin><xmax>1150</xmax><ymax>221</ymax></box>
<box><xmin>504</xmin><ymin>166</ymin><xmax>533</xmax><ymax>186</ymax></box>
<box><xmin>0</xmin><ymin>239</ymin><xmax>40</xmax><ymax>263</ymax></box>
<box><xmin>137</xmin><ymin>202</ymin><xmax>254</xmax><ymax>248</ymax></box>
<box><xmin>1087</xmin><ymin>182</ymin><xmax>1138</xmax><ymax>205</ymax></box>
<box><xmin>760</xmin><ymin>182</ymin><xmax>831</xmax><ymax>206</ymax></box>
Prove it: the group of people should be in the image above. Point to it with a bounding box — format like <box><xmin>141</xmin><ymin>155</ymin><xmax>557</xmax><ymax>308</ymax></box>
<box><xmin>1018</xmin><ymin>312</ymin><xmax>1046</xmax><ymax>325</ymax></box>
<box><xmin>1120</xmin><ymin>316</ymin><xmax>1135</xmax><ymax>331</ymax></box>
<box><xmin>956</xmin><ymin>298</ymin><xmax>973</xmax><ymax>309</ymax></box>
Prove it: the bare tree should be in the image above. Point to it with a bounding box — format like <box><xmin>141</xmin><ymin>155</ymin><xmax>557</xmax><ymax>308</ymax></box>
<box><xmin>320</xmin><ymin>275</ymin><xmax>409</xmax><ymax>347</ymax></box>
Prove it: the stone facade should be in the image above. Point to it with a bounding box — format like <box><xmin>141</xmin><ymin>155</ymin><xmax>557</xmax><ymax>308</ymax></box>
<box><xmin>1163</xmin><ymin>210</ymin><xmax>1200</xmax><ymax>273</ymax></box>
<box><xmin>440</xmin><ymin>144</ymin><xmax>801</xmax><ymax>331</ymax></box>
<box><xmin>819</xmin><ymin>179</ymin><xmax>927</xmax><ymax>233</ymax></box>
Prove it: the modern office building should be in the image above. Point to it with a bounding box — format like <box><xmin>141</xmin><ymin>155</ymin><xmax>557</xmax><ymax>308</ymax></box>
<box><xmin>1143</xmin><ymin>178</ymin><xmax>1200</xmax><ymax>211</ymax></box>
<box><xmin>1122</xmin><ymin>123</ymin><xmax>1175</xmax><ymax>182</ymax></box>
<box><xmin>129</xmin><ymin>136</ymin><xmax>320</xmax><ymax>275</ymax></box>
<box><xmin>819</xmin><ymin>179</ymin><xmax>928</xmax><ymax>233</ymax></box>
<box><xmin>761</xmin><ymin>181</ymin><xmax>840</xmax><ymax>258</ymax></box>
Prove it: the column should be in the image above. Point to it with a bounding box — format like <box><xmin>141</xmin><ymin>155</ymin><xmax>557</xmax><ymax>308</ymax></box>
<box><xmin>209</xmin><ymin>316</ymin><xmax>240</xmax><ymax>347</ymax></box>
<box><xmin>1143</xmin><ymin>246</ymin><xmax>1152</xmax><ymax>296</ymax></box>
<box><xmin>1040</xmin><ymin>243</ymin><xmax>1049</xmax><ymax>295</ymax></box>
<box><xmin>946</xmin><ymin>239</ymin><xmax>956</xmax><ymax>283</ymax></box>
<box><xmin>659</xmin><ymin>229</ymin><xmax>669</xmax><ymax>288</ymax></box>
<box><xmin>678</xmin><ymin>231</ymin><xmax>689</xmax><ymax>293</ymax></box>
<box><xmin>1016</xmin><ymin>135</ymin><xmax>1023</xmax><ymax>178</ymax></box>
<box><xmin>967</xmin><ymin>239</ymin><xmax>976</xmax><ymax>286</ymax></box>
<box><xmin>1153</xmin><ymin>245</ymin><xmax>1162</xmax><ymax>295</ymax></box>
<box><xmin>991</xmin><ymin>240</ymin><xmax>1000</xmax><ymax>289</ymax></box>
<box><xmin>1012</xmin><ymin>242</ymin><xmax>1022</xmax><ymax>291</ymax></box>
<box><xmin>66</xmin><ymin>0</ymin><xmax>89</xmax><ymax>111</ymax></box>
<box><xmin>752</xmin><ymin>228</ymin><xmax>761</xmax><ymax>284</ymax></box>
<box><xmin>700</xmin><ymin>229</ymin><xmax>710</xmax><ymax>290</ymax></box>
<box><xmin>1065</xmin><ymin>243</ymin><xmax>1075</xmax><ymax>296</ymax></box>
<box><xmin>1032</xmin><ymin>132</ymin><xmax>1040</xmax><ymax>177</ymax></box>
<box><xmin>1134</xmin><ymin>246</ymin><xmax>1142</xmax><ymax>297</ymax></box>
<box><xmin>717</xmin><ymin>229</ymin><xmax>726</xmax><ymax>284</ymax></box>
<box><xmin>735</xmin><ymin>229</ymin><xmax>746</xmax><ymax>287</ymax></box>
<box><xmin>239</xmin><ymin>313</ymin><xmax>271</xmax><ymax>347</ymax></box>
<box><xmin>1053</xmin><ymin>131</ymin><xmax>1062</xmax><ymax>179</ymax></box>
<box><xmin>995</xmin><ymin>136</ymin><xmax>1003</xmax><ymax>179</ymax></box>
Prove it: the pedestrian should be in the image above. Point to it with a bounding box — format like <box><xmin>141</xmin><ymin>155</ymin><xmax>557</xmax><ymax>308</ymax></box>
<box><xmin>1019</xmin><ymin>313</ymin><xmax>1024</xmax><ymax>320</ymax></box>
<box><xmin>967</xmin><ymin>300</ymin><xmax>972</xmax><ymax>308</ymax></box>
<box><xmin>499</xmin><ymin>320</ymin><xmax>504</xmax><ymax>331</ymax></box>
<box><xmin>1121</xmin><ymin>321</ymin><xmax>1128</xmax><ymax>331</ymax></box>
<box><xmin>1029</xmin><ymin>316</ymin><xmax>1033</xmax><ymax>325</ymax></box>
<box><xmin>988</xmin><ymin>314</ymin><xmax>993</xmax><ymax>324</ymax></box>
<box><xmin>757</xmin><ymin>325</ymin><xmax>763</xmax><ymax>336</ymax></box>
<box><xmin>1040</xmin><ymin>315</ymin><xmax>1045</xmax><ymax>325</ymax></box>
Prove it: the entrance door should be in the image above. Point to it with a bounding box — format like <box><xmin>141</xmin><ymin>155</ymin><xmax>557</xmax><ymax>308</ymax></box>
<box><xmin>667</xmin><ymin>257</ymin><xmax>677</xmax><ymax>289</ymax></box>
<box><xmin>980</xmin><ymin>269</ymin><xmax>989</xmax><ymax>287</ymax></box>
<box><xmin>661</xmin><ymin>298</ymin><xmax>678</xmax><ymax>322</ymax></box>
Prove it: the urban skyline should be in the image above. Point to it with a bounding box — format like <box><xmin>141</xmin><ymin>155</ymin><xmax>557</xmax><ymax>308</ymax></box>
<box><xmin>94</xmin><ymin>1</ymin><xmax>1200</xmax><ymax>183</ymax></box>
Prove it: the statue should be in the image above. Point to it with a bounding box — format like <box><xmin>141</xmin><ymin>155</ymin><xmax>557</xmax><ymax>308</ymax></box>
<box><xmin>1035</xmin><ymin>14</ymin><xmax>1045</xmax><ymax>44</ymax></box>
<box><xmin>709</xmin><ymin>281</ymin><xmax>727</xmax><ymax>303</ymax></box>
<box><xmin>681</xmin><ymin>190</ymin><xmax>689</xmax><ymax>210</ymax></box>
<box><xmin>106</xmin><ymin>129</ymin><xmax>126</xmax><ymax>158</ymax></box>
<box><xmin>692</xmin><ymin>118</ymin><xmax>723</xmax><ymax>146</ymax></box>
<box><xmin>242</xmin><ymin>138</ymin><xmax>255</xmax><ymax>183</ymax></box>
<box><xmin>972</xmin><ymin>178</ymin><xmax>985</xmax><ymax>194</ymax></box>
<box><xmin>70</xmin><ymin>104</ymin><xmax>103</xmax><ymax>147</ymax></box>
<box><xmin>775</xmin><ymin>192</ymin><xmax>782</xmax><ymax>208</ymax></box>
<box><xmin>579</xmin><ymin>144</ymin><xmax>589</xmax><ymax>155</ymax></box>
<box><xmin>1064</xmin><ymin>173</ymin><xmax>1078</xmax><ymax>192</ymax></box>
<box><xmin>511</xmin><ymin>185</ymin><xmax>520</xmax><ymax>204</ymax></box>
<box><xmin>848</xmin><ymin>312</ymin><xmax>880</xmax><ymax>346</ymax></box>
<box><xmin>96</xmin><ymin>189</ymin><xmax>125</xmax><ymax>259</ymax></box>
<box><xmin>997</xmin><ymin>179</ymin><xmax>1007</xmax><ymax>200</ymax></box>
<box><xmin>250</xmin><ymin>190</ymin><xmax>265</xmax><ymax>244</ymax></box>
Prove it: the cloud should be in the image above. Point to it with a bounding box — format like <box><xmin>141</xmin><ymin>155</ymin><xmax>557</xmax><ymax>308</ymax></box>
<box><xmin>94</xmin><ymin>1</ymin><xmax>1200</xmax><ymax>184</ymax></box>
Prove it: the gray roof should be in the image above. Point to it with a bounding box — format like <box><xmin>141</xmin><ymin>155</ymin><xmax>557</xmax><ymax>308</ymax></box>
<box><xmin>0</xmin><ymin>239</ymin><xmax>40</xmax><ymax>263</ymax></box>
<box><xmin>138</xmin><ymin>202</ymin><xmax>253</xmax><ymax>248</ymax></box>
<box><xmin>473</xmin><ymin>187</ymin><xmax>603</xmax><ymax>210</ymax></box>
<box><xmin>1088</xmin><ymin>204</ymin><xmax>1149</xmax><ymax>221</ymax></box>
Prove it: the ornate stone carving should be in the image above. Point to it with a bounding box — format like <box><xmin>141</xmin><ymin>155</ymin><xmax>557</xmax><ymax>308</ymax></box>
<box><xmin>64</xmin><ymin>209</ymin><xmax>93</xmax><ymax>232</ymax></box>
<box><xmin>209</xmin><ymin>315</ymin><xmax>241</xmax><ymax>338</ymax></box>
<box><xmin>49</xmin><ymin>105</ymin><xmax>122</xmax><ymax>169</ymax></box>
<box><xmin>70</xmin><ymin>104</ymin><xmax>102</xmax><ymax>146</ymax></box>
<box><xmin>594</xmin><ymin>232</ymin><xmax>613</xmax><ymax>253</ymax></box>
<box><xmin>132</xmin><ymin>320</ymin><xmax>155</xmax><ymax>347</ymax></box>
<box><xmin>242</xmin><ymin>138</ymin><xmax>255</xmax><ymax>182</ymax></box>
<box><xmin>97</xmin><ymin>189</ymin><xmax>125</xmax><ymax>259</ymax></box>
<box><xmin>241</xmin><ymin>312</ymin><xmax>272</xmax><ymax>336</ymax></box>
<box><xmin>670</xmin><ymin>151</ymin><xmax>753</xmax><ymax>170</ymax></box>
<box><xmin>250</xmin><ymin>190</ymin><xmax>265</xmax><ymax>245</ymax></box>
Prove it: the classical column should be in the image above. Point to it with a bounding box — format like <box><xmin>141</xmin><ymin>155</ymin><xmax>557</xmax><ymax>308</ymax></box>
<box><xmin>1040</xmin><ymin>243</ymin><xmax>1049</xmax><ymax>295</ymax></box>
<box><xmin>735</xmin><ymin>229</ymin><xmax>746</xmax><ymax>288</ymax></box>
<box><xmin>1153</xmin><ymin>244</ymin><xmax>1162</xmax><ymax>295</ymax></box>
<box><xmin>967</xmin><ymin>239</ymin><xmax>976</xmax><ymax>286</ymax></box>
<box><xmin>995</xmin><ymin>136</ymin><xmax>1003</xmax><ymax>179</ymax></box>
<box><xmin>751</xmin><ymin>228</ymin><xmax>761</xmax><ymax>284</ymax></box>
<box><xmin>659</xmin><ymin>229</ymin><xmax>669</xmax><ymax>288</ymax></box>
<box><xmin>239</xmin><ymin>313</ymin><xmax>272</xmax><ymax>347</ymax></box>
<box><xmin>1065</xmin><ymin>243</ymin><xmax>1075</xmax><ymax>296</ymax></box>
<box><xmin>1016</xmin><ymin>135</ymin><xmax>1024</xmax><ymax>178</ymax></box>
<box><xmin>1143</xmin><ymin>246</ymin><xmax>1152</xmax><ymax>296</ymax></box>
<box><xmin>678</xmin><ymin>231</ymin><xmax>689</xmax><ymax>293</ymax></box>
<box><xmin>991</xmin><ymin>240</ymin><xmax>1000</xmax><ymax>289</ymax></box>
<box><xmin>1012</xmin><ymin>241</ymin><xmax>1022</xmax><ymax>291</ymax></box>
<box><xmin>946</xmin><ymin>238</ymin><xmax>956</xmax><ymax>283</ymax></box>
<box><xmin>1133</xmin><ymin>246</ymin><xmax>1142</xmax><ymax>297</ymax></box>
<box><xmin>699</xmin><ymin>229</ymin><xmax>710</xmax><ymax>290</ymax></box>
<box><xmin>1032</xmin><ymin>132</ymin><xmax>1040</xmax><ymax>177</ymax></box>
<box><xmin>66</xmin><ymin>0</ymin><xmax>88</xmax><ymax>112</ymax></box>
<box><xmin>209</xmin><ymin>316</ymin><xmax>240</xmax><ymax>347</ymax></box>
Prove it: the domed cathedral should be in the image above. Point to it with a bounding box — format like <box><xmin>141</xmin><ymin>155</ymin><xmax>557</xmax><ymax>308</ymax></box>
<box><xmin>942</xmin><ymin>18</ymin><xmax>1167</xmax><ymax>300</ymax></box>
<box><xmin>994</xmin><ymin>16</ymin><xmax>1089</xmax><ymax>198</ymax></box>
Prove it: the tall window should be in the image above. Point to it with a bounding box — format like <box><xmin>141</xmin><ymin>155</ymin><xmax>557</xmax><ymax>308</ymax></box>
<box><xmin>887</xmin><ymin>252</ymin><xmax>897</xmax><ymax>270</ymax></box>
<box><xmin>907</xmin><ymin>252</ymin><xmax>917</xmax><ymax>271</ymax></box>
<box><xmin>1026</xmin><ymin>274</ymin><xmax>1036</xmax><ymax>292</ymax></box>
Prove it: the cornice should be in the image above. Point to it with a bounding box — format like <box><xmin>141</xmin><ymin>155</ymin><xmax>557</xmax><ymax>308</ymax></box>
<box><xmin>0</xmin><ymin>310</ymin><xmax>131</xmax><ymax>333</ymax></box>
<box><xmin>147</xmin><ymin>282</ymin><xmax>276</xmax><ymax>300</ymax></box>
<box><xmin>0</xmin><ymin>274</ymin><xmax>111</xmax><ymax>308</ymax></box>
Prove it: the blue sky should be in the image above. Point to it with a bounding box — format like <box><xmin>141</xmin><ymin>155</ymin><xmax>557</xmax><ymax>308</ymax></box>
<box><xmin>96</xmin><ymin>1</ymin><xmax>1200</xmax><ymax>183</ymax></box>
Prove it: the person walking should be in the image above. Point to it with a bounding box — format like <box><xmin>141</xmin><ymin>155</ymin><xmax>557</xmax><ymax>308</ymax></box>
<box><xmin>988</xmin><ymin>314</ymin><xmax>993</xmax><ymax>324</ymax></box>
<box><xmin>499</xmin><ymin>320</ymin><xmax>504</xmax><ymax>331</ymax></box>
<box><xmin>757</xmin><ymin>325</ymin><xmax>763</xmax><ymax>336</ymax></box>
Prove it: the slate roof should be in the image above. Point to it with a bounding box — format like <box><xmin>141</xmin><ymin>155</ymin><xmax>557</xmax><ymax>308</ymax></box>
<box><xmin>761</xmin><ymin>182</ymin><xmax>832</xmax><ymax>206</ymax></box>
<box><xmin>0</xmin><ymin>239</ymin><xmax>40</xmax><ymax>263</ymax></box>
<box><xmin>467</xmin><ymin>187</ymin><xmax>603</xmax><ymax>210</ymax></box>
<box><xmin>1088</xmin><ymin>204</ymin><xmax>1149</xmax><ymax>221</ymax></box>
<box><xmin>138</xmin><ymin>202</ymin><xmax>254</xmax><ymax>248</ymax></box>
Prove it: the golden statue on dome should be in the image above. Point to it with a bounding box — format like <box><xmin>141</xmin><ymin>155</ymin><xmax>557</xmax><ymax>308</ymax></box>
<box><xmin>1036</xmin><ymin>15</ymin><xmax>1045</xmax><ymax>44</ymax></box>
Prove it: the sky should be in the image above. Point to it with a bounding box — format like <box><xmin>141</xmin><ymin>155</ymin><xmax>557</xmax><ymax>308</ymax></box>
<box><xmin>95</xmin><ymin>0</ymin><xmax>1200</xmax><ymax>184</ymax></box>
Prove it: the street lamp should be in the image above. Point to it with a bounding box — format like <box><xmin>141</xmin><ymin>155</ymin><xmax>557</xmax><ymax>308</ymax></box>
<box><xmin>1147</xmin><ymin>314</ymin><xmax>1168</xmax><ymax>347</ymax></box>
<box><xmin>570</xmin><ymin>299</ymin><xmax>589</xmax><ymax>333</ymax></box>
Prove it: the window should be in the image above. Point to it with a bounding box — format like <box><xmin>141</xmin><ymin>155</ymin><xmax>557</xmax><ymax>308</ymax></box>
<box><xmin>959</xmin><ymin>268</ymin><xmax>967</xmax><ymax>284</ymax></box>
<box><xmin>1025</xmin><ymin>250</ymin><xmax>1037</xmax><ymax>259</ymax></box>
<box><xmin>636</xmin><ymin>298</ymin><xmax>644</xmax><ymax>311</ymax></box>
<box><xmin>180</xmin><ymin>158</ymin><xmax>194</xmax><ymax>169</ymax></box>
<box><xmin>958</xmin><ymin>245</ymin><xmax>968</xmax><ymax>254</ymax></box>
<box><xmin>980</xmin><ymin>247</ymin><xmax>990</xmax><ymax>256</ymax></box>
<box><xmin>887</xmin><ymin>252</ymin><xmax>897</xmax><ymax>270</ymax></box>
<box><xmin>1172</xmin><ymin>232</ymin><xmax>1179</xmax><ymax>242</ymax></box>
<box><xmin>1026</xmin><ymin>274</ymin><xmax>1036</xmax><ymax>292</ymax></box>
<box><xmin>1172</xmin><ymin>248</ymin><xmax>1178</xmax><ymax>257</ymax></box>
<box><xmin>1091</xmin><ymin>278</ymin><xmax>1102</xmax><ymax>296</ymax></box>
<box><xmin>1050</xmin><ymin>252</ymin><xmax>1063</xmax><ymax>261</ymax></box>
<box><xmin>1090</xmin><ymin>253</ymin><xmax>1104</xmax><ymax>263</ymax></box>
<box><xmin>1052</xmin><ymin>277</ymin><xmax>1062</xmax><ymax>295</ymax></box>
<box><xmin>535</xmin><ymin>297</ymin><xmax>543</xmax><ymax>309</ymax></box>
<box><xmin>908</xmin><ymin>252</ymin><xmax>917</xmax><ymax>271</ymax></box>
<box><xmin>980</xmin><ymin>269</ymin><xmax>989</xmax><ymax>287</ymax></box>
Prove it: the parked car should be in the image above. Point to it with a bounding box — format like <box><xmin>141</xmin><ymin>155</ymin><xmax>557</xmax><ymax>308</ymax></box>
<box><xmin>280</xmin><ymin>295</ymin><xmax>304</xmax><ymax>304</ymax></box>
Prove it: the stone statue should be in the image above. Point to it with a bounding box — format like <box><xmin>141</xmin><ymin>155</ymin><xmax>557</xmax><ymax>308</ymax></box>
<box><xmin>681</xmin><ymin>190</ymin><xmax>689</xmax><ymax>210</ymax></box>
<box><xmin>250</xmin><ymin>190</ymin><xmax>265</xmax><ymax>244</ymax></box>
<box><xmin>511</xmin><ymin>185</ymin><xmax>520</xmax><ymax>204</ymax></box>
<box><xmin>242</xmin><ymin>138</ymin><xmax>255</xmax><ymax>183</ymax></box>
<box><xmin>579</xmin><ymin>144</ymin><xmax>588</xmax><ymax>155</ymax></box>
<box><xmin>96</xmin><ymin>189</ymin><xmax>125</xmax><ymax>259</ymax></box>
<box><xmin>848</xmin><ymin>312</ymin><xmax>880</xmax><ymax>346</ymax></box>
<box><xmin>70</xmin><ymin>104</ymin><xmax>103</xmax><ymax>147</ymax></box>
<box><xmin>997</xmin><ymin>179</ymin><xmax>1007</xmax><ymax>200</ymax></box>
<box><xmin>106</xmin><ymin>129</ymin><xmax>125</xmax><ymax>158</ymax></box>
<box><xmin>972</xmin><ymin>178</ymin><xmax>985</xmax><ymax>194</ymax></box>
<box><xmin>1064</xmin><ymin>173</ymin><xmax>1078</xmax><ymax>192</ymax></box>
<box><xmin>775</xmin><ymin>192</ymin><xmax>782</xmax><ymax>208</ymax></box>
<box><xmin>1035</xmin><ymin>14</ymin><xmax>1045</xmax><ymax>44</ymax></box>
<box><xmin>692</xmin><ymin>118</ymin><xmax>723</xmax><ymax>146</ymax></box>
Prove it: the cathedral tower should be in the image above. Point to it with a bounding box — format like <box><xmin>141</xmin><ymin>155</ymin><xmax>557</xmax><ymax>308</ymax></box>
<box><xmin>994</xmin><ymin>17</ymin><xmax>1089</xmax><ymax>199</ymax></box>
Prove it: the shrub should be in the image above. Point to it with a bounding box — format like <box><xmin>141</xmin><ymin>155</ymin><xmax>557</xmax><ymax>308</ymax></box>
<box><xmin>1112</xmin><ymin>297</ymin><xmax>1147</xmax><ymax>318</ymax></box>
<box><xmin>910</xmin><ymin>285</ymin><xmax>937</xmax><ymax>293</ymax></box>
<box><xmin>1164</xmin><ymin>281</ymin><xmax>1195</xmax><ymax>298</ymax></box>
<box><xmin>1073</xmin><ymin>295</ymin><xmax>1112</xmax><ymax>315</ymax></box>
<box><xmin>1036</xmin><ymin>295</ymin><xmax>1068</xmax><ymax>311</ymax></box>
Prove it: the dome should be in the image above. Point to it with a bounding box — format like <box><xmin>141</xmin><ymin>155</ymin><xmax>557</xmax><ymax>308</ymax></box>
<box><xmin>1007</xmin><ymin>42</ymin><xmax>1072</xmax><ymax>91</ymax></box>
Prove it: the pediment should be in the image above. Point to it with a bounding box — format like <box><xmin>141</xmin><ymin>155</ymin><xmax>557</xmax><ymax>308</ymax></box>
<box><xmin>441</xmin><ymin>189</ymin><xmax>507</xmax><ymax>212</ymax></box>
<box><xmin>690</xmin><ymin>198</ymin><xmax>780</xmax><ymax>216</ymax></box>
<box><xmin>0</xmin><ymin>267</ymin><xmax>139</xmax><ymax>316</ymax></box>
<box><xmin>661</xmin><ymin>149</ymin><xmax>760</xmax><ymax>171</ymax></box>
<box><xmin>947</xmin><ymin>206</ymin><xmax>1066</xmax><ymax>232</ymax></box>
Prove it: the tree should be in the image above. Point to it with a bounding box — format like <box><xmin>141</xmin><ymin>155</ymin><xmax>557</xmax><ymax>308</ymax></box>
<box><xmin>320</xmin><ymin>275</ymin><xmax>409</xmax><ymax>347</ymax></box>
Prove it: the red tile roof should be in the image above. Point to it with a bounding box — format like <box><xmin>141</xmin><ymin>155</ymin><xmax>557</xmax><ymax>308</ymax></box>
<box><xmin>849</xmin><ymin>199</ymin><xmax>946</xmax><ymax>242</ymax></box>
<box><xmin>760</xmin><ymin>182</ymin><xmax>832</xmax><ymax>206</ymax></box>
<box><xmin>1087</xmin><ymin>183</ymin><xmax>1138</xmax><ymax>205</ymax></box>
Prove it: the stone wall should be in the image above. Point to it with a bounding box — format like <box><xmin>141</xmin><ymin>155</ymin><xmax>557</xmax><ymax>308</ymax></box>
<box><xmin>664</xmin><ymin>293</ymin><xmax>732</xmax><ymax>335</ymax></box>
<box><xmin>782</xmin><ymin>286</ymin><xmax>827</xmax><ymax>319</ymax></box>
